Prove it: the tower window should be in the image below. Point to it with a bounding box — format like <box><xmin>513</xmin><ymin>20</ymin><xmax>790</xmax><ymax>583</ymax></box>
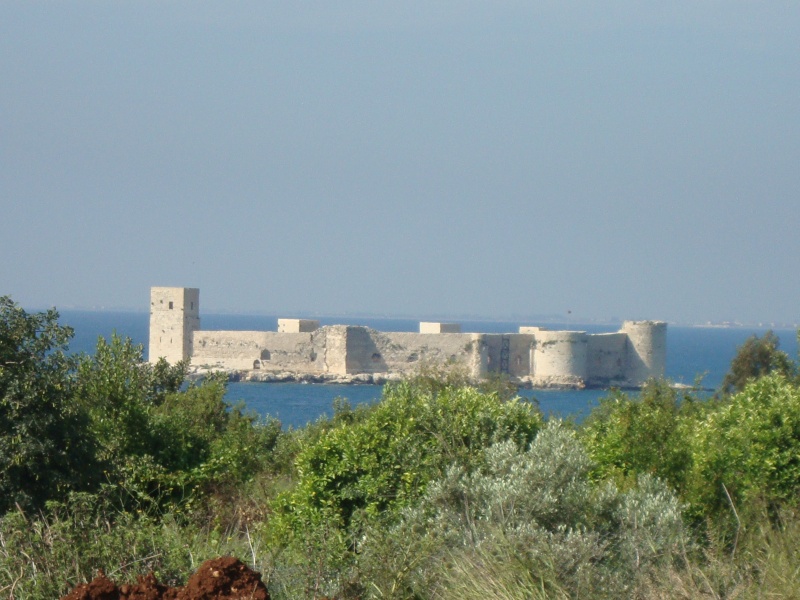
<box><xmin>169</xmin><ymin>301</ymin><xmax>174</xmax><ymax>309</ymax></box>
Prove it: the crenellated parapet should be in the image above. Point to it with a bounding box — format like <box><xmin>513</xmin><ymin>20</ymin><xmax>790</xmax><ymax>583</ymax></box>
<box><xmin>148</xmin><ymin>287</ymin><xmax>666</xmax><ymax>388</ymax></box>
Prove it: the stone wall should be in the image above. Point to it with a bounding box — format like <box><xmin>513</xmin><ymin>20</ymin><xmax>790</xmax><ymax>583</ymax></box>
<box><xmin>190</xmin><ymin>326</ymin><xmax>487</xmax><ymax>379</ymax></box>
<box><xmin>149</xmin><ymin>287</ymin><xmax>667</xmax><ymax>389</ymax></box>
<box><xmin>586</xmin><ymin>332</ymin><xmax>627</xmax><ymax>387</ymax></box>
<box><xmin>191</xmin><ymin>330</ymin><xmax>328</xmax><ymax>373</ymax></box>
<box><xmin>322</xmin><ymin>326</ymin><xmax>348</xmax><ymax>375</ymax></box>
<box><xmin>361</xmin><ymin>331</ymin><xmax>482</xmax><ymax>376</ymax></box>
<box><xmin>478</xmin><ymin>334</ymin><xmax>536</xmax><ymax>379</ymax></box>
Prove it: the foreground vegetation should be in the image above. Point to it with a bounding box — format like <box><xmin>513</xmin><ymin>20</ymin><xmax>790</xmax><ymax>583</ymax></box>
<box><xmin>2</xmin><ymin>297</ymin><xmax>800</xmax><ymax>598</ymax></box>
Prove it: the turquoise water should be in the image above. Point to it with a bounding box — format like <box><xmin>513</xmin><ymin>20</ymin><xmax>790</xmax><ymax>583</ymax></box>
<box><xmin>58</xmin><ymin>310</ymin><xmax>798</xmax><ymax>428</ymax></box>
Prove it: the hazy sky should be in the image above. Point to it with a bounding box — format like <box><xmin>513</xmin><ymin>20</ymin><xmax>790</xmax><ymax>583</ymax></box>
<box><xmin>2</xmin><ymin>2</ymin><xmax>798</xmax><ymax>324</ymax></box>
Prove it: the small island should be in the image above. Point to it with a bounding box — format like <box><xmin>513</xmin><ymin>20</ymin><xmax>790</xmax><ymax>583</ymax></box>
<box><xmin>148</xmin><ymin>287</ymin><xmax>666</xmax><ymax>389</ymax></box>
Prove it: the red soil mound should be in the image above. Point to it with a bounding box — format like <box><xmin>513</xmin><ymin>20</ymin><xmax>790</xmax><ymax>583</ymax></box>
<box><xmin>61</xmin><ymin>557</ymin><xmax>270</xmax><ymax>600</ymax></box>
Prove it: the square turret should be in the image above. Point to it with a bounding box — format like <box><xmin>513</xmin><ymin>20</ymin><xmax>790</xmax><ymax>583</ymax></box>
<box><xmin>149</xmin><ymin>287</ymin><xmax>200</xmax><ymax>364</ymax></box>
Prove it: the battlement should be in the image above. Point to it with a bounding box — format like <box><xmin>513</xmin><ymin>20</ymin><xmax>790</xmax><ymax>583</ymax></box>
<box><xmin>148</xmin><ymin>287</ymin><xmax>666</xmax><ymax>388</ymax></box>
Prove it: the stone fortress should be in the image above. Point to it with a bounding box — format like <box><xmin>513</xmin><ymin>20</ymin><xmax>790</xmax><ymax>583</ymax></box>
<box><xmin>148</xmin><ymin>287</ymin><xmax>666</xmax><ymax>389</ymax></box>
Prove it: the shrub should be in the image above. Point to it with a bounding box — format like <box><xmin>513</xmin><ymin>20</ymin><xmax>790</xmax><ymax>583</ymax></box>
<box><xmin>279</xmin><ymin>381</ymin><xmax>543</xmax><ymax>532</ymax></box>
<box><xmin>359</xmin><ymin>421</ymin><xmax>688</xmax><ymax>599</ymax></box>
<box><xmin>580</xmin><ymin>379</ymin><xmax>698</xmax><ymax>494</ymax></box>
<box><xmin>266</xmin><ymin>382</ymin><xmax>542</xmax><ymax>598</ymax></box>
<box><xmin>0</xmin><ymin>298</ymin><xmax>97</xmax><ymax>514</ymax></box>
<box><xmin>74</xmin><ymin>334</ymin><xmax>186</xmax><ymax>466</ymax></box>
<box><xmin>0</xmin><ymin>492</ymin><xmax>271</xmax><ymax>600</ymax></box>
<box><xmin>74</xmin><ymin>335</ymin><xmax>282</xmax><ymax>516</ymax></box>
<box><xmin>720</xmin><ymin>330</ymin><xmax>796</xmax><ymax>396</ymax></box>
<box><xmin>688</xmin><ymin>374</ymin><xmax>800</xmax><ymax>520</ymax></box>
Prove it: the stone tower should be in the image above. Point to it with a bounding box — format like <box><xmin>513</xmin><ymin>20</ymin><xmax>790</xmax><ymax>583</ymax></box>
<box><xmin>620</xmin><ymin>320</ymin><xmax>667</xmax><ymax>386</ymax></box>
<box><xmin>148</xmin><ymin>287</ymin><xmax>200</xmax><ymax>364</ymax></box>
<box><xmin>530</xmin><ymin>330</ymin><xmax>589</xmax><ymax>387</ymax></box>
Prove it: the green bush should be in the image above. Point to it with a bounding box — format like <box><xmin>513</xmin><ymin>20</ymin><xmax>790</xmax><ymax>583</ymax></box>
<box><xmin>720</xmin><ymin>330</ymin><xmax>796</xmax><ymax>396</ymax></box>
<box><xmin>358</xmin><ymin>421</ymin><xmax>688</xmax><ymax>599</ymax></box>
<box><xmin>75</xmin><ymin>334</ymin><xmax>186</xmax><ymax>465</ymax></box>
<box><xmin>279</xmin><ymin>381</ymin><xmax>543</xmax><ymax>531</ymax></box>
<box><xmin>407</xmin><ymin>359</ymin><xmax>520</xmax><ymax>402</ymax></box>
<box><xmin>580</xmin><ymin>379</ymin><xmax>698</xmax><ymax>494</ymax></box>
<box><xmin>0</xmin><ymin>492</ymin><xmax>272</xmax><ymax>600</ymax></box>
<box><xmin>265</xmin><ymin>382</ymin><xmax>542</xmax><ymax>597</ymax></box>
<box><xmin>0</xmin><ymin>298</ymin><xmax>97</xmax><ymax>514</ymax></box>
<box><xmin>71</xmin><ymin>334</ymin><xmax>283</xmax><ymax>515</ymax></box>
<box><xmin>688</xmin><ymin>374</ymin><xmax>800</xmax><ymax>520</ymax></box>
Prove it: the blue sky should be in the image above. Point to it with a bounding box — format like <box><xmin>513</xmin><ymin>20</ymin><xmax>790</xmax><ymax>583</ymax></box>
<box><xmin>1</xmin><ymin>2</ymin><xmax>798</xmax><ymax>324</ymax></box>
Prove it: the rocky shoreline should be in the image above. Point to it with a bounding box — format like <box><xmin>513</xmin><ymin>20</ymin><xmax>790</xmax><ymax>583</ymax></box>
<box><xmin>188</xmin><ymin>368</ymin><xmax>626</xmax><ymax>390</ymax></box>
<box><xmin>188</xmin><ymin>367</ymin><xmax>712</xmax><ymax>392</ymax></box>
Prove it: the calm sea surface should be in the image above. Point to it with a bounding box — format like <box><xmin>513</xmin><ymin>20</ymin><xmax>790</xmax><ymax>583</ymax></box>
<box><xmin>58</xmin><ymin>310</ymin><xmax>798</xmax><ymax>429</ymax></box>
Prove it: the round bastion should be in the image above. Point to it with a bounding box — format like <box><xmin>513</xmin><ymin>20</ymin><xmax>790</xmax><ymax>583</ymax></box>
<box><xmin>620</xmin><ymin>320</ymin><xmax>667</xmax><ymax>386</ymax></box>
<box><xmin>531</xmin><ymin>330</ymin><xmax>589</xmax><ymax>387</ymax></box>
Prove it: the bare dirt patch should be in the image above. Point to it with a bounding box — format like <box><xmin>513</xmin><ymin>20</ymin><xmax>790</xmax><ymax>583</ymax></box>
<box><xmin>60</xmin><ymin>556</ymin><xmax>270</xmax><ymax>600</ymax></box>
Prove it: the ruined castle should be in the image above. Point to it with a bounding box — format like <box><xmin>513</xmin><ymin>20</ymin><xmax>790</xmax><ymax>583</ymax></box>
<box><xmin>148</xmin><ymin>287</ymin><xmax>666</xmax><ymax>388</ymax></box>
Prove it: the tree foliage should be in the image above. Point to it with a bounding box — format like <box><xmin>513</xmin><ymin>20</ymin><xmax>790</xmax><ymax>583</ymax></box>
<box><xmin>74</xmin><ymin>334</ymin><xmax>184</xmax><ymax>464</ymax></box>
<box><xmin>0</xmin><ymin>300</ymin><xmax>281</xmax><ymax>518</ymax></box>
<box><xmin>279</xmin><ymin>381</ymin><xmax>543</xmax><ymax>534</ymax></box>
<box><xmin>688</xmin><ymin>374</ymin><xmax>800</xmax><ymax>519</ymax></box>
<box><xmin>581</xmin><ymin>371</ymin><xmax>800</xmax><ymax>530</ymax></box>
<box><xmin>580</xmin><ymin>379</ymin><xmax>697</xmax><ymax>494</ymax></box>
<box><xmin>0</xmin><ymin>298</ymin><xmax>96</xmax><ymax>513</ymax></box>
<box><xmin>721</xmin><ymin>330</ymin><xmax>795</xmax><ymax>395</ymax></box>
<box><xmin>360</xmin><ymin>422</ymin><xmax>688</xmax><ymax>599</ymax></box>
<box><xmin>73</xmin><ymin>336</ymin><xmax>281</xmax><ymax>514</ymax></box>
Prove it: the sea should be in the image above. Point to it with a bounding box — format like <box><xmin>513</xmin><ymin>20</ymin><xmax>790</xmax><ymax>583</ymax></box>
<box><xmin>58</xmin><ymin>310</ymin><xmax>798</xmax><ymax>429</ymax></box>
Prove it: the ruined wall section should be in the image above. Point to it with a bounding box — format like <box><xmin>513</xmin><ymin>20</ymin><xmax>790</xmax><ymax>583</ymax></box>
<box><xmin>349</xmin><ymin>330</ymin><xmax>484</xmax><ymax>377</ymax></box>
<box><xmin>508</xmin><ymin>334</ymin><xmax>535</xmax><ymax>378</ymax></box>
<box><xmin>323</xmin><ymin>326</ymin><xmax>348</xmax><ymax>375</ymax></box>
<box><xmin>189</xmin><ymin>326</ymin><xmax>488</xmax><ymax>379</ymax></box>
<box><xmin>478</xmin><ymin>334</ymin><xmax>536</xmax><ymax>379</ymax></box>
<box><xmin>149</xmin><ymin>287</ymin><xmax>199</xmax><ymax>364</ymax></box>
<box><xmin>343</xmin><ymin>327</ymin><xmax>385</xmax><ymax>374</ymax></box>
<box><xmin>481</xmin><ymin>335</ymin><xmax>504</xmax><ymax>375</ymax></box>
<box><xmin>586</xmin><ymin>333</ymin><xmax>627</xmax><ymax>387</ymax></box>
